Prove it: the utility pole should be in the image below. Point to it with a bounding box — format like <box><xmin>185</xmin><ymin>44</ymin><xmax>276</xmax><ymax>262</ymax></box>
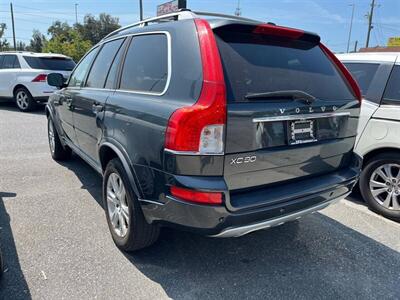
<box><xmin>354</xmin><ymin>40</ymin><xmax>358</xmax><ymax>53</ymax></box>
<box><xmin>10</xmin><ymin>3</ymin><xmax>16</xmax><ymax>51</ymax></box>
<box><xmin>139</xmin><ymin>0</ymin><xmax>143</xmax><ymax>21</ymax></box>
<box><xmin>235</xmin><ymin>0</ymin><xmax>241</xmax><ymax>16</ymax></box>
<box><xmin>365</xmin><ymin>0</ymin><xmax>376</xmax><ymax>48</ymax></box>
<box><xmin>75</xmin><ymin>3</ymin><xmax>78</xmax><ymax>24</ymax></box>
<box><xmin>346</xmin><ymin>4</ymin><xmax>355</xmax><ymax>53</ymax></box>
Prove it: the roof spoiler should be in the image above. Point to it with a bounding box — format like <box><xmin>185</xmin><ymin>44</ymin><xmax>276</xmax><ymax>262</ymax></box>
<box><xmin>212</xmin><ymin>23</ymin><xmax>320</xmax><ymax>45</ymax></box>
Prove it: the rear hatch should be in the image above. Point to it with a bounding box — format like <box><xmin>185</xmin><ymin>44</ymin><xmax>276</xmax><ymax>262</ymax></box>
<box><xmin>214</xmin><ymin>24</ymin><xmax>360</xmax><ymax>209</ymax></box>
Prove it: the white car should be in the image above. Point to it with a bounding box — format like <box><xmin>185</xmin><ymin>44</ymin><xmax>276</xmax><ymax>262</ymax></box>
<box><xmin>337</xmin><ymin>52</ymin><xmax>400</xmax><ymax>221</ymax></box>
<box><xmin>0</xmin><ymin>51</ymin><xmax>75</xmax><ymax>112</ymax></box>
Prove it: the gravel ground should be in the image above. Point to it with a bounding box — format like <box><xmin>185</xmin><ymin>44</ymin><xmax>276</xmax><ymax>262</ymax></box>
<box><xmin>0</xmin><ymin>103</ymin><xmax>399</xmax><ymax>299</ymax></box>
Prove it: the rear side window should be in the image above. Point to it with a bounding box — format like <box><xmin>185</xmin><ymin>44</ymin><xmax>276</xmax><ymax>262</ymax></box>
<box><xmin>0</xmin><ymin>56</ymin><xmax>4</xmax><ymax>68</ymax></box>
<box><xmin>68</xmin><ymin>48</ymin><xmax>98</xmax><ymax>88</ymax></box>
<box><xmin>382</xmin><ymin>66</ymin><xmax>400</xmax><ymax>105</ymax></box>
<box><xmin>2</xmin><ymin>55</ymin><xmax>20</xmax><ymax>69</ymax></box>
<box><xmin>23</xmin><ymin>56</ymin><xmax>75</xmax><ymax>71</ymax></box>
<box><xmin>105</xmin><ymin>39</ymin><xmax>126</xmax><ymax>89</ymax></box>
<box><xmin>215</xmin><ymin>30</ymin><xmax>354</xmax><ymax>102</ymax></box>
<box><xmin>120</xmin><ymin>34</ymin><xmax>168</xmax><ymax>94</ymax></box>
<box><xmin>86</xmin><ymin>38</ymin><xmax>124</xmax><ymax>89</ymax></box>
<box><xmin>343</xmin><ymin>63</ymin><xmax>379</xmax><ymax>97</ymax></box>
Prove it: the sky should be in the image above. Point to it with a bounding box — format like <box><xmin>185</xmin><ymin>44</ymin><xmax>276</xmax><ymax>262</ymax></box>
<box><xmin>0</xmin><ymin>0</ymin><xmax>399</xmax><ymax>53</ymax></box>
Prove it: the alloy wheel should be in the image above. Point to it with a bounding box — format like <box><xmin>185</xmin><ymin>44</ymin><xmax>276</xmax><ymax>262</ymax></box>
<box><xmin>16</xmin><ymin>91</ymin><xmax>29</xmax><ymax>110</ymax></box>
<box><xmin>106</xmin><ymin>173</ymin><xmax>130</xmax><ymax>237</ymax></box>
<box><xmin>369</xmin><ymin>163</ymin><xmax>400</xmax><ymax>210</ymax></box>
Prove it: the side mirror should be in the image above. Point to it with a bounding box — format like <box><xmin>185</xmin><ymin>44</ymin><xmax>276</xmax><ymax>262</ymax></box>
<box><xmin>47</xmin><ymin>73</ymin><xmax>65</xmax><ymax>89</ymax></box>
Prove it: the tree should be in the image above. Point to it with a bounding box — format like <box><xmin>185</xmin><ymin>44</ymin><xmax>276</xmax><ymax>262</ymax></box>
<box><xmin>0</xmin><ymin>23</ymin><xmax>10</xmax><ymax>51</ymax></box>
<box><xmin>27</xmin><ymin>30</ymin><xmax>46</xmax><ymax>52</ymax></box>
<box><xmin>43</xmin><ymin>29</ymin><xmax>92</xmax><ymax>62</ymax></box>
<box><xmin>16</xmin><ymin>41</ymin><xmax>27</xmax><ymax>51</ymax></box>
<box><xmin>75</xmin><ymin>13</ymin><xmax>120</xmax><ymax>45</ymax></box>
<box><xmin>48</xmin><ymin>21</ymin><xmax>72</xmax><ymax>41</ymax></box>
<box><xmin>32</xmin><ymin>13</ymin><xmax>120</xmax><ymax>61</ymax></box>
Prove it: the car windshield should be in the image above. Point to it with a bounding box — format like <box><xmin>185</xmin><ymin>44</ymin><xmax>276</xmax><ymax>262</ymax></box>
<box><xmin>23</xmin><ymin>56</ymin><xmax>76</xmax><ymax>71</ymax></box>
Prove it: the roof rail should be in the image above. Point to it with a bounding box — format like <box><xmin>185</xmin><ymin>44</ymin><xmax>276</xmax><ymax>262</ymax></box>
<box><xmin>0</xmin><ymin>50</ymin><xmax>33</xmax><ymax>54</ymax></box>
<box><xmin>102</xmin><ymin>9</ymin><xmax>260</xmax><ymax>41</ymax></box>
<box><xmin>102</xmin><ymin>9</ymin><xmax>196</xmax><ymax>41</ymax></box>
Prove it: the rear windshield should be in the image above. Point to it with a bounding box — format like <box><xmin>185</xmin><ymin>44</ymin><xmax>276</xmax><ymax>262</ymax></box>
<box><xmin>23</xmin><ymin>56</ymin><xmax>76</xmax><ymax>71</ymax></box>
<box><xmin>343</xmin><ymin>63</ymin><xmax>379</xmax><ymax>96</ymax></box>
<box><xmin>215</xmin><ymin>30</ymin><xmax>354</xmax><ymax>102</ymax></box>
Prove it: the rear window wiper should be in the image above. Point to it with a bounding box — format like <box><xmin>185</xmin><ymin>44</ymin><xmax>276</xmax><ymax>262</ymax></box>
<box><xmin>245</xmin><ymin>90</ymin><xmax>317</xmax><ymax>104</ymax></box>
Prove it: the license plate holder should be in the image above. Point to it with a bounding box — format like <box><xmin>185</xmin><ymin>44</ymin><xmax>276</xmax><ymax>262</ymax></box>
<box><xmin>288</xmin><ymin>119</ymin><xmax>317</xmax><ymax>145</ymax></box>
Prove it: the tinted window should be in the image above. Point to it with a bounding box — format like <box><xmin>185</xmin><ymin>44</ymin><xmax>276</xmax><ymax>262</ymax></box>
<box><xmin>120</xmin><ymin>34</ymin><xmax>168</xmax><ymax>93</ymax></box>
<box><xmin>105</xmin><ymin>40</ymin><xmax>126</xmax><ymax>89</ymax></box>
<box><xmin>68</xmin><ymin>48</ymin><xmax>98</xmax><ymax>88</ymax></box>
<box><xmin>2</xmin><ymin>55</ymin><xmax>20</xmax><ymax>69</ymax></box>
<box><xmin>215</xmin><ymin>30</ymin><xmax>354</xmax><ymax>102</ymax></box>
<box><xmin>343</xmin><ymin>63</ymin><xmax>379</xmax><ymax>96</ymax></box>
<box><xmin>0</xmin><ymin>56</ymin><xmax>4</xmax><ymax>68</ymax></box>
<box><xmin>23</xmin><ymin>56</ymin><xmax>75</xmax><ymax>71</ymax></box>
<box><xmin>86</xmin><ymin>38</ymin><xmax>124</xmax><ymax>88</ymax></box>
<box><xmin>382</xmin><ymin>66</ymin><xmax>400</xmax><ymax>105</ymax></box>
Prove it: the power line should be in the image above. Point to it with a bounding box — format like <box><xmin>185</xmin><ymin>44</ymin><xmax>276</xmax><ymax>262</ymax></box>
<box><xmin>12</xmin><ymin>4</ymin><xmax>75</xmax><ymax>14</ymax></box>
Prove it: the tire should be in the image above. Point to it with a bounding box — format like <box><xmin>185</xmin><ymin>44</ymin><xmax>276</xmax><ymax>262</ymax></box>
<box><xmin>47</xmin><ymin>117</ymin><xmax>72</xmax><ymax>161</ymax></box>
<box><xmin>359</xmin><ymin>152</ymin><xmax>400</xmax><ymax>222</ymax></box>
<box><xmin>14</xmin><ymin>87</ymin><xmax>36</xmax><ymax>112</ymax></box>
<box><xmin>103</xmin><ymin>158</ymin><xmax>159</xmax><ymax>252</ymax></box>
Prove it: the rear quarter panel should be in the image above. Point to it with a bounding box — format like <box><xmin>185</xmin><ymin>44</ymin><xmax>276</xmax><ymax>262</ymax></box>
<box><xmin>103</xmin><ymin>20</ymin><xmax>203</xmax><ymax>201</ymax></box>
<box><xmin>355</xmin><ymin>106</ymin><xmax>400</xmax><ymax>157</ymax></box>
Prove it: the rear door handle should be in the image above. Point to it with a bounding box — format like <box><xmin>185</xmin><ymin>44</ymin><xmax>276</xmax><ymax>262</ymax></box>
<box><xmin>92</xmin><ymin>103</ymin><xmax>104</xmax><ymax>113</ymax></box>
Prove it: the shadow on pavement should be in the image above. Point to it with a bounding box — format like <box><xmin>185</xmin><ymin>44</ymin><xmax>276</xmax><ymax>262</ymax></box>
<box><xmin>0</xmin><ymin>192</ymin><xmax>31</xmax><ymax>299</ymax></box>
<box><xmin>60</xmin><ymin>155</ymin><xmax>400</xmax><ymax>299</ymax></box>
<box><xmin>59</xmin><ymin>154</ymin><xmax>104</xmax><ymax>208</ymax></box>
<box><xmin>0</xmin><ymin>102</ymin><xmax>46</xmax><ymax>115</ymax></box>
<box><xmin>127</xmin><ymin>216</ymin><xmax>400</xmax><ymax>299</ymax></box>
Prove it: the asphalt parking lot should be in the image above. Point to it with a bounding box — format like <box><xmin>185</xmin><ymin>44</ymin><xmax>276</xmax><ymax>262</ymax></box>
<box><xmin>0</xmin><ymin>102</ymin><xmax>399</xmax><ymax>299</ymax></box>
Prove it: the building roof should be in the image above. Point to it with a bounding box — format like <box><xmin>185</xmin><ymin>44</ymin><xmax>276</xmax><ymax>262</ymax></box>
<box><xmin>359</xmin><ymin>46</ymin><xmax>400</xmax><ymax>52</ymax></box>
<box><xmin>336</xmin><ymin>51</ymin><xmax>399</xmax><ymax>63</ymax></box>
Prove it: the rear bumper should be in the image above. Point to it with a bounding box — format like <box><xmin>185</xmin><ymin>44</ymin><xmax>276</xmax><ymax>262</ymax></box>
<box><xmin>211</xmin><ymin>196</ymin><xmax>344</xmax><ymax>237</ymax></box>
<box><xmin>141</xmin><ymin>155</ymin><xmax>361</xmax><ymax>237</ymax></box>
<box><xmin>23</xmin><ymin>82</ymin><xmax>56</xmax><ymax>98</ymax></box>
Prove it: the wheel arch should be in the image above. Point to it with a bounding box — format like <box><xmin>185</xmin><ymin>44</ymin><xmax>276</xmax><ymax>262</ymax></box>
<box><xmin>13</xmin><ymin>84</ymin><xmax>30</xmax><ymax>96</ymax></box>
<box><xmin>99</xmin><ymin>141</ymin><xmax>143</xmax><ymax>199</ymax></box>
<box><xmin>362</xmin><ymin>147</ymin><xmax>400</xmax><ymax>167</ymax></box>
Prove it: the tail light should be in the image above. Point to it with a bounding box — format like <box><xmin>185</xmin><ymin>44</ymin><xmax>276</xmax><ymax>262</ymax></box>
<box><xmin>170</xmin><ymin>186</ymin><xmax>223</xmax><ymax>205</ymax></box>
<box><xmin>32</xmin><ymin>74</ymin><xmax>48</xmax><ymax>82</ymax></box>
<box><xmin>253</xmin><ymin>24</ymin><xmax>304</xmax><ymax>39</ymax></box>
<box><xmin>165</xmin><ymin>18</ymin><xmax>226</xmax><ymax>155</ymax></box>
<box><xmin>319</xmin><ymin>43</ymin><xmax>362</xmax><ymax>102</ymax></box>
<box><xmin>253</xmin><ymin>24</ymin><xmax>320</xmax><ymax>45</ymax></box>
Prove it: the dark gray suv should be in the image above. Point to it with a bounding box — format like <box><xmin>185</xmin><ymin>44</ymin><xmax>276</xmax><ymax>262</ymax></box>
<box><xmin>46</xmin><ymin>10</ymin><xmax>362</xmax><ymax>251</ymax></box>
